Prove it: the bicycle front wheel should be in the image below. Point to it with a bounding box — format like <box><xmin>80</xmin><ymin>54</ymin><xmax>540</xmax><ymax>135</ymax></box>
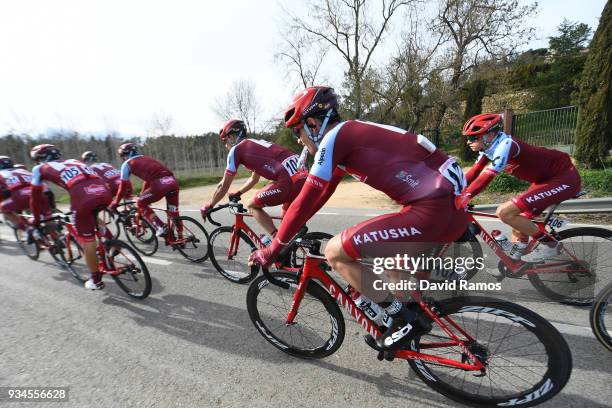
<box><xmin>408</xmin><ymin>297</ymin><xmax>572</xmax><ymax>408</ymax></box>
<box><xmin>590</xmin><ymin>282</ymin><xmax>612</xmax><ymax>352</ymax></box>
<box><xmin>13</xmin><ymin>227</ymin><xmax>39</xmax><ymax>260</ymax></box>
<box><xmin>246</xmin><ymin>272</ymin><xmax>345</xmax><ymax>358</ymax></box>
<box><xmin>107</xmin><ymin>239</ymin><xmax>152</xmax><ymax>299</ymax></box>
<box><xmin>57</xmin><ymin>234</ymin><xmax>89</xmax><ymax>283</ymax></box>
<box><xmin>170</xmin><ymin>215</ymin><xmax>209</xmax><ymax>263</ymax></box>
<box><xmin>528</xmin><ymin>227</ymin><xmax>612</xmax><ymax>306</ymax></box>
<box><xmin>209</xmin><ymin>226</ymin><xmax>259</xmax><ymax>283</ymax></box>
<box><xmin>123</xmin><ymin>215</ymin><xmax>158</xmax><ymax>256</ymax></box>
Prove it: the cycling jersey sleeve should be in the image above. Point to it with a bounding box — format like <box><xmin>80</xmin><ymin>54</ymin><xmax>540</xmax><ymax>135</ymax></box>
<box><xmin>308</xmin><ymin>122</ymin><xmax>345</xmax><ymax>182</ymax></box>
<box><xmin>488</xmin><ymin>137</ymin><xmax>517</xmax><ymax>173</ymax></box>
<box><xmin>465</xmin><ymin>154</ymin><xmax>489</xmax><ymax>184</ymax></box>
<box><xmin>31</xmin><ymin>164</ymin><xmax>43</xmax><ymax>186</ymax></box>
<box><xmin>225</xmin><ymin>145</ymin><xmax>239</xmax><ymax>176</ymax></box>
<box><xmin>120</xmin><ymin>161</ymin><xmax>131</xmax><ymax>181</ymax></box>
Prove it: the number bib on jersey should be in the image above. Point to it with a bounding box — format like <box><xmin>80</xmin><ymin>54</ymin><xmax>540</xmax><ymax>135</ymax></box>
<box><xmin>60</xmin><ymin>165</ymin><xmax>97</xmax><ymax>188</ymax></box>
<box><xmin>281</xmin><ymin>155</ymin><xmax>301</xmax><ymax>177</ymax></box>
<box><xmin>438</xmin><ymin>157</ymin><xmax>467</xmax><ymax>196</ymax></box>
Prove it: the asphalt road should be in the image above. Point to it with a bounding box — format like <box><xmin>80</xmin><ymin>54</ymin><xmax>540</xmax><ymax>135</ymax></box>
<box><xmin>0</xmin><ymin>207</ymin><xmax>610</xmax><ymax>408</ymax></box>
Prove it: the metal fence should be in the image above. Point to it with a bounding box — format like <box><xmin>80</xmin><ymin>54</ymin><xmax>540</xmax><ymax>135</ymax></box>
<box><xmin>511</xmin><ymin>106</ymin><xmax>578</xmax><ymax>154</ymax></box>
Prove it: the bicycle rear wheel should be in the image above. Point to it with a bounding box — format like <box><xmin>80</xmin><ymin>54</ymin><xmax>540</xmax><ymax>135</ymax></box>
<box><xmin>528</xmin><ymin>227</ymin><xmax>612</xmax><ymax>306</ymax></box>
<box><xmin>170</xmin><ymin>215</ymin><xmax>209</xmax><ymax>263</ymax></box>
<box><xmin>590</xmin><ymin>281</ymin><xmax>612</xmax><ymax>352</ymax></box>
<box><xmin>123</xmin><ymin>215</ymin><xmax>158</xmax><ymax>256</ymax></box>
<box><xmin>209</xmin><ymin>226</ymin><xmax>259</xmax><ymax>283</ymax></box>
<box><xmin>407</xmin><ymin>297</ymin><xmax>572</xmax><ymax>408</ymax></box>
<box><xmin>107</xmin><ymin>239</ymin><xmax>152</xmax><ymax>299</ymax></box>
<box><xmin>247</xmin><ymin>271</ymin><xmax>345</xmax><ymax>358</ymax></box>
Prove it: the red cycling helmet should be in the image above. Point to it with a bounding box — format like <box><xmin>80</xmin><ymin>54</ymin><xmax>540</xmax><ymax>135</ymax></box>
<box><xmin>463</xmin><ymin>113</ymin><xmax>503</xmax><ymax>138</ymax></box>
<box><xmin>0</xmin><ymin>156</ymin><xmax>14</xmax><ymax>169</ymax></box>
<box><xmin>219</xmin><ymin>119</ymin><xmax>246</xmax><ymax>142</ymax></box>
<box><xmin>284</xmin><ymin>86</ymin><xmax>339</xmax><ymax>128</ymax></box>
<box><xmin>81</xmin><ymin>151</ymin><xmax>98</xmax><ymax>164</ymax></box>
<box><xmin>30</xmin><ymin>144</ymin><xmax>62</xmax><ymax>162</ymax></box>
<box><xmin>117</xmin><ymin>143</ymin><xmax>139</xmax><ymax>159</ymax></box>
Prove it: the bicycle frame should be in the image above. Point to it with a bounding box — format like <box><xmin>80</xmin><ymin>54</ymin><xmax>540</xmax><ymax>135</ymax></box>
<box><xmin>282</xmin><ymin>256</ymin><xmax>486</xmax><ymax>372</ymax></box>
<box><xmin>57</xmin><ymin>216</ymin><xmax>123</xmax><ymax>276</ymax></box>
<box><xmin>227</xmin><ymin>207</ymin><xmax>282</xmax><ymax>256</ymax></box>
<box><xmin>467</xmin><ymin>210</ymin><xmax>585</xmax><ymax>276</ymax></box>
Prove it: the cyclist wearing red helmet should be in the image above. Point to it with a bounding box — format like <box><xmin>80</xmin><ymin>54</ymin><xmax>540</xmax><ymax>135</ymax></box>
<box><xmin>199</xmin><ymin>119</ymin><xmax>307</xmax><ymax>239</ymax></box>
<box><xmin>459</xmin><ymin>113</ymin><xmax>581</xmax><ymax>262</ymax></box>
<box><xmin>249</xmin><ymin>86</ymin><xmax>469</xmax><ymax>354</ymax></box>
<box><xmin>110</xmin><ymin>143</ymin><xmax>179</xmax><ymax>237</ymax></box>
<box><xmin>0</xmin><ymin>156</ymin><xmax>51</xmax><ymax>232</ymax></box>
<box><xmin>81</xmin><ymin>151</ymin><xmax>132</xmax><ymax>198</ymax></box>
<box><xmin>29</xmin><ymin>144</ymin><xmax>113</xmax><ymax>290</ymax></box>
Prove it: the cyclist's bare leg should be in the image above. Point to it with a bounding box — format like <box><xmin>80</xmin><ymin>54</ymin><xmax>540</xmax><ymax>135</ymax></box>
<box><xmin>247</xmin><ymin>201</ymin><xmax>276</xmax><ymax>235</ymax></box>
<box><xmin>2</xmin><ymin>212</ymin><xmax>23</xmax><ymax>229</ymax></box>
<box><xmin>82</xmin><ymin>240</ymin><xmax>98</xmax><ymax>275</ymax></box>
<box><xmin>496</xmin><ymin>201</ymin><xmax>538</xmax><ymax>238</ymax></box>
<box><xmin>325</xmin><ymin>235</ymin><xmax>391</xmax><ymax>303</ymax></box>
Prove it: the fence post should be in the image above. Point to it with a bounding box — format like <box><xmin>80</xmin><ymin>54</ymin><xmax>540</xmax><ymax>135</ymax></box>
<box><xmin>503</xmin><ymin>108</ymin><xmax>513</xmax><ymax>134</ymax></box>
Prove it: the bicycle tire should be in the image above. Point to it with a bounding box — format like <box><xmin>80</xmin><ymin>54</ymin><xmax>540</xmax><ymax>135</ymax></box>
<box><xmin>408</xmin><ymin>296</ymin><xmax>572</xmax><ymax>407</ymax></box>
<box><xmin>57</xmin><ymin>234</ymin><xmax>89</xmax><ymax>283</ymax></box>
<box><xmin>13</xmin><ymin>227</ymin><xmax>39</xmax><ymax>260</ymax></box>
<box><xmin>123</xmin><ymin>215</ymin><xmax>158</xmax><ymax>256</ymax></box>
<box><xmin>208</xmin><ymin>226</ymin><xmax>259</xmax><ymax>283</ymax></box>
<box><xmin>528</xmin><ymin>227</ymin><xmax>612</xmax><ymax>306</ymax></box>
<box><xmin>107</xmin><ymin>239</ymin><xmax>152</xmax><ymax>299</ymax></box>
<box><xmin>170</xmin><ymin>215</ymin><xmax>210</xmax><ymax>263</ymax></box>
<box><xmin>246</xmin><ymin>271</ymin><xmax>345</xmax><ymax>358</ymax></box>
<box><xmin>590</xmin><ymin>281</ymin><xmax>612</xmax><ymax>352</ymax></box>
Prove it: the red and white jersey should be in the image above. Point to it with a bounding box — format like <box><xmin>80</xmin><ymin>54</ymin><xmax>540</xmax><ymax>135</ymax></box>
<box><xmin>32</xmin><ymin>159</ymin><xmax>101</xmax><ymax>191</ymax></box>
<box><xmin>473</xmin><ymin>133</ymin><xmax>572</xmax><ymax>183</ymax></box>
<box><xmin>225</xmin><ymin>139</ymin><xmax>304</xmax><ymax>181</ymax></box>
<box><xmin>90</xmin><ymin>162</ymin><xmax>121</xmax><ymax>184</ymax></box>
<box><xmin>0</xmin><ymin>168</ymin><xmax>34</xmax><ymax>191</ymax></box>
<box><xmin>120</xmin><ymin>155</ymin><xmax>173</xmax><ymax>183</ymax></box>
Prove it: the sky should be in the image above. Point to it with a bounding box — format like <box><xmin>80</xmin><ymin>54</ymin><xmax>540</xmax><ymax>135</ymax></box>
<box><xmin>0</xmin><ymin>0</ymin><xmax>607</xmax><ymax>138</ymax></box>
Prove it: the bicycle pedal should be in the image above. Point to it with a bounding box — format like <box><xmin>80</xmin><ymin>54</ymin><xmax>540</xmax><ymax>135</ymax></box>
<box><xmin>376</xmin><ymin>350</ymin><xmax>384</xmax><ymax>361</ymax></box>
<box><xmin>384</xmin><ymin>351</ymin><xmax>396</xmax><ymax>362</ymax></box>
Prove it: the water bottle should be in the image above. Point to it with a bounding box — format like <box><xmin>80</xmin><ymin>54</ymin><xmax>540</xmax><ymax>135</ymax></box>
<box><xmin>345</xmin><ymin>286</ymin><xmax>392</xmax><ymax>328</ymax></box>
<box><xmin>260</xmin><ymin>234</ymin><xmax>272</xmax><ymax>247</ymax></box>
<box><xmin>492</xmin><ymin>230</ymin><xmax>512</xmax><ymax>252</ymax></box>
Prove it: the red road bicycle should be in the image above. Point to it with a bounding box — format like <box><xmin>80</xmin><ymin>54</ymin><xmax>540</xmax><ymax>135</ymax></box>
<box><xmin>206</xmin><ymin>200</ymin><xmax>332</xmax><ymax>284</ymax></box>
<box><xmin>464</xmin><ymin>192</ymin><xmax>612</xmax><ymax>305</ymax></box>
<box><xmin>111</xmin><ymin>201</ymin><xmax>209</xmax><ymax>263</ymax></box>
<box><xmin>36</xmin><ymin>211</ymin><xmax>152</xmax><ymax>298</ymax></box>
<box><xmin>247</xmin><ymin>237</ymin><xmax>572</xmax><ymax>407</ymax></box>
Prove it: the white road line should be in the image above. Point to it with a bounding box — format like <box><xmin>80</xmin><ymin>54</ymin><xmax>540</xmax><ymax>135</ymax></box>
<box><xmin>0</xmin><ymin>245</ymin><xmax>18</xmax><ymax>251</ymax></box>
<box><xmin>550</xmin><ymin>321</ymin><xmax>595</xmax><ymax>338</ymax></box>
<box><xmin>318</xmin><ymin>212</ymin><xmax>340</xmax><ymax>215</ymax></box>
<box><xmin>365</xmin><ymin>213</ymin><xmax>382</xmax><ymax>217</ymax></box>
<box><xmin>140</xmin><ymin>256</ymin><xmax>173</xmax><ymax>266</ymax></box>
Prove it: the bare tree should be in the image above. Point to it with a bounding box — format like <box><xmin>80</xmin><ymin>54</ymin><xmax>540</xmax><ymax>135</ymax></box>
<box><xmin>212</xmin><ymin>80</ymin><xmax>262</xmax><ymax>134</ymax></box>
<box><xmin>276</xmin><ymin>28</ymin><xmax>329</xmax><ymax>89</ymax></box>
<box><xmin>429</xmin><ymin>0</ymin><xmax>537</xmax><ymax>129</ymax></box>
<box><xmin>285</xmin><ymin>0</ymin><xmax>417</xmax><ymax>118</ymax></box>
<box><xmin>147</xmin><ymin>112</ymin><xmax>175</xmax><ymax>137</ymax></box>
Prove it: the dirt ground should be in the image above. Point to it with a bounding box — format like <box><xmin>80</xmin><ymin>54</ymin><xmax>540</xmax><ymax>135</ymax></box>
<box><xmin>179</xmin><ymin>178</ymin><xmax>400</xmax><ymax>210</ymax></box>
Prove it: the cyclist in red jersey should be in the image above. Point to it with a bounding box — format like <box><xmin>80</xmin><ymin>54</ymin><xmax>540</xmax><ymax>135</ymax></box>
<box><xmin>0</xmin><ymin>156</ymin><xmax>51</xmax><ymax>231</ymax></box>
<box><xmin>249</xmin><ymin>86</ymin><xmax>469</xmax><ymax>353</ymax></box>
<box><xmin>457</xmin><ymin>113</ymin><xmax>581</xmax><ymax>262</ymax></box>
<box><xmin>81</xmin><ymin>151</ymin><xmax>132</xmax><ymax>198</ymax></box>
<box><xmin>109</xmin><ymin>143</ymin><xmax>179</xmax><ymax>237</ymax></box>
<box><xmin>200</xmin><ymin>119</ymin><xmax>307</xmax><ymax>239</ymax></box>
<box><xmin>29</xmin><ymin>145</ymin><xmax>113</xmax><ymax>290</ymax></box>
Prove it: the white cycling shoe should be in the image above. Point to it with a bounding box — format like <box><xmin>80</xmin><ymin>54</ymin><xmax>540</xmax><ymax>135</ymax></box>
<box><xmin>84</xmin><ymin>279</ymin><xmax>105</xmax><ymax>290</ymax></box>
<box><xmin>155</xmin><ymin>225</ymin><xmax>168</xmax><ymax>237</ymax></box>
<box><xmin>521</xmin><ymin>242</ymin><xmax>561</xmax><ymax>263</ymax></box>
